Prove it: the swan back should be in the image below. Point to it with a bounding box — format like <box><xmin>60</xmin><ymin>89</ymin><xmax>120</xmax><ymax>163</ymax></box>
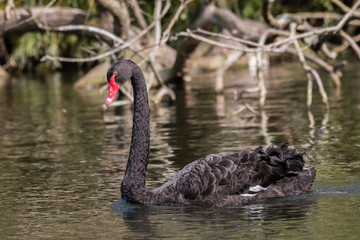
<box><xmin>149</xmin><ymin>144</ymin><xmax>315</xmax><ymax>207</ymax></box>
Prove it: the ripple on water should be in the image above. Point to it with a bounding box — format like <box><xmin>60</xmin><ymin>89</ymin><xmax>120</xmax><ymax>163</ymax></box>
<box><xmin>0</xmin><ymin>62</ymin><xmax>360</xmax><ymax>239</ymax></box>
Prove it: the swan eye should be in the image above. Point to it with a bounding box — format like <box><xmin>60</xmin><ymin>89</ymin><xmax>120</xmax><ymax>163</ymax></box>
<box><xmin>113</xmin><ymin>72</ymin><xmax>118</xmax><ymax>76</ymax></box>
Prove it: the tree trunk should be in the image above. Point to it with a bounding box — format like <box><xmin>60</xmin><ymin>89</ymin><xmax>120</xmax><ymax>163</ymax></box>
<box><xmin>95</xmin><ymin>0</ymin><xmax>130</xmax><ymax>39</ymax></box>
<box><xmin>0</xmin><ymin>7</ymin><xmax>87</xmax><ymax>37</ymax></box>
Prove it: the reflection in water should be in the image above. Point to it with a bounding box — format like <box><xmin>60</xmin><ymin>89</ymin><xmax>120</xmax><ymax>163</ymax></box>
<box><xmin>307</xmin><ymin>109</ymin><xmax>329</xmax><ymax>146</ymax></box>
<box><xmin>0</xmin><ymin>61</ymin><xmax>360</xmax><ymax>239</ymax></box>
<box><xmin>112</xmin><ymin>197</ymin><xmax>317</xmax><ymax>239</ymax></box>
<box><xmin>260</xmin><ymin>109</ymin><xmax>272</xmax><ymax>146</ymax></box>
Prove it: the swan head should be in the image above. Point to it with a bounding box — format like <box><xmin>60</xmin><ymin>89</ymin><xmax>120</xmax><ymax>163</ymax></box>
<box><xmin>105</xmin><ymin>59</ymin><xmax>134</xmax><ymax>106</ymax></box>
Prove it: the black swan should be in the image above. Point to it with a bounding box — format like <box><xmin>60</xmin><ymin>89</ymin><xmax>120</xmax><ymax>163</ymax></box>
<box><xmin>105</xmin><ymin>59</ymin><xmax>316</xmax><ymax>207</ymax></box>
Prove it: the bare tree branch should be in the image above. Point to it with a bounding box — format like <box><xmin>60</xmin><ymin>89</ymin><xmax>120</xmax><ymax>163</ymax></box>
<box><xmin>17</xmin><ymin>0</ymin><xmax>358</xmax><ymax>110</ymax></box>
<box><xmin>193</xmin><ymin>28</ymin><xmax>262</xmax><ymax>48</ymax></box>
<box><xmin>128</xmin><ymin>0</ymin><xmax>148</xmax><ymax>30</ymax></box>
<box><xmin>174</xmin><ymin>29</ymin><xmax>261</xmax><ymax>53</ymax></box>
<box><xmin>5</xmin><ymin>0</ymin><xmax>15</xmax><ymax>20</ymax></box>
<box><xmin>215</xmin><ymin>50</ymin><xmax>244</xmax><ymax>93</ymax></box>
<box><xmin>339</xmin><ymin>30</ymin><xmax>360</xmax><ymax>58</ymax></box>
<box><xmin>41</xmin><ymin>20</ymin><xmax>156</xmax><ymax>62</ymax></box>
<box><xmin>331</xmin><ymin>0</ymin><xmax>360</xmax><ymax>18</ymax></box>
<box><xmin>266</xmin><ymin>0</ymin><xmax>360</xmax><ymax>50</ymax></box>
<box><xmin>262</xmin><ymin>0</ymin><xmax>280</xmax><ymax>28</ymax></box>
<box><xmin>161</xmin><ymin>0</ymin><xmax>193</xmax><ymax>44</ymax></box>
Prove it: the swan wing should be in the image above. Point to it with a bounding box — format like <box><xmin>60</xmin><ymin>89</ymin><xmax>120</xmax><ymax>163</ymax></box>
<box><xmin>152</xmin><ymin>144</ymin><xmax>309</xmax><ymax>205</ymax></box>
<box><xmin>173</xmin><ymin>152</ymin><xmax>247</xmax><ymax>200</ymax></box>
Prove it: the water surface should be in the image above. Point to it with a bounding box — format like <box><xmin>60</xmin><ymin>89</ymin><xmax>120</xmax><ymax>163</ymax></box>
<box><xmin>0</xmin><ymin>61</ymin><xmax>359</xmax><ymax>239</ymax></box>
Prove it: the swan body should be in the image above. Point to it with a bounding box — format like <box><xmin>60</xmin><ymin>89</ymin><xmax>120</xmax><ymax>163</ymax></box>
<box><xmin>105</xmin><ymin>59</ymin><xmax>316</xmax><ymax>207</ymax></box>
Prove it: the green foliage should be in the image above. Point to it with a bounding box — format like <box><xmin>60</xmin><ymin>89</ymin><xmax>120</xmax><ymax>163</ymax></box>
<box><xmin>240</xmin><ymin>0</ymin><xmax>263</xmax><ymax>20</ymax></box>
<box><xmin>11</xmin><ymin>32</ymin><xmax>61</xmax><ymax>70</ymax></box>
<box><xmin>63</xmin><ymin>0</ymin><xmax>92</xmax><ymax>10</ymax></box>
<box><xmin>10</xmin><ymin>31</ymin><xmax>102</xmax><ymax>70</ymax></box>
<box><xmin>318</xmin><ymin>0</ymin><xmax>334</xmax><ymax>11</ymax></box>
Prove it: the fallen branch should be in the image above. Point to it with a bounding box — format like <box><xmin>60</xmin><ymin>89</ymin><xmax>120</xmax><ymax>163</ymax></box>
<box><xmin>170</xmin><ymin>3</ymin><xmax>268</xmax><ymax>82</ymax></box>
<box><xmin>215</xmin><ymin>50</ymin><xmax>244</xmax><ymax>93</ymax></box>
<box><xmin>290</xmin><ymin>23</ymin><xmax>328</xmax><ymax>109</ymax></box>
<box><xmin>38</xmin><ymin>1</ymin><xmax>182</xmax><ymax>105</ymax></box>
<box><xmin>265</xmin><ymin>0</ymin><xmax>360</xmax><ymax>51</ymax></box>
<box><xmin>172</xmin><ymin>0</ymin><xmax>360</xmax><ymax>109</ymax></box>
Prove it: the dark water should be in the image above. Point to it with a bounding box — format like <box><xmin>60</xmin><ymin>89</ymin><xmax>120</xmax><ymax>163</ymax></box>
<box><xmin>0</xmin><ymin>61</ymin><xmax>359</xmax><ymax>239</ymax></box>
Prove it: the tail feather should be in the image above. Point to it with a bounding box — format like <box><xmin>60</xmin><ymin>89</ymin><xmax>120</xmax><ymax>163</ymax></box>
<box><xmin>246</xmin><ymin>143</ymin><xmax>315</xmax><ymax>196</ymax></box>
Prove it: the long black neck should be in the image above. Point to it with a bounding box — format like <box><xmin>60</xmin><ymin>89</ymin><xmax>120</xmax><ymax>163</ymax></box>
<box><xmin>121</xmin><ymin>64</ymin><xmax>151</xmax><ymax>203</ymax></box>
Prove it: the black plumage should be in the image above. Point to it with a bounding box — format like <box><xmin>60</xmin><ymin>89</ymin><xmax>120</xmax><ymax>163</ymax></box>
<box><xmin>106</xmin><ymin>59</ymin><xmax>316</xmax><ymax>207</ymax></box>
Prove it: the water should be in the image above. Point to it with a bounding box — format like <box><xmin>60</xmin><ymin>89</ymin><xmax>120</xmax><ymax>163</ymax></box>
<box><xmin>0</xmin><ymin>61</ymin><xmax>360</xmax><ymax>239</ymax></box>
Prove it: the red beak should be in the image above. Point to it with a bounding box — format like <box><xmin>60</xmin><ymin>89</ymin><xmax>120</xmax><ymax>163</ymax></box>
<box><xmin>105</xmin><ymin>73</ymin><xmax>120</xmax><ymax>106</ymax></box>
